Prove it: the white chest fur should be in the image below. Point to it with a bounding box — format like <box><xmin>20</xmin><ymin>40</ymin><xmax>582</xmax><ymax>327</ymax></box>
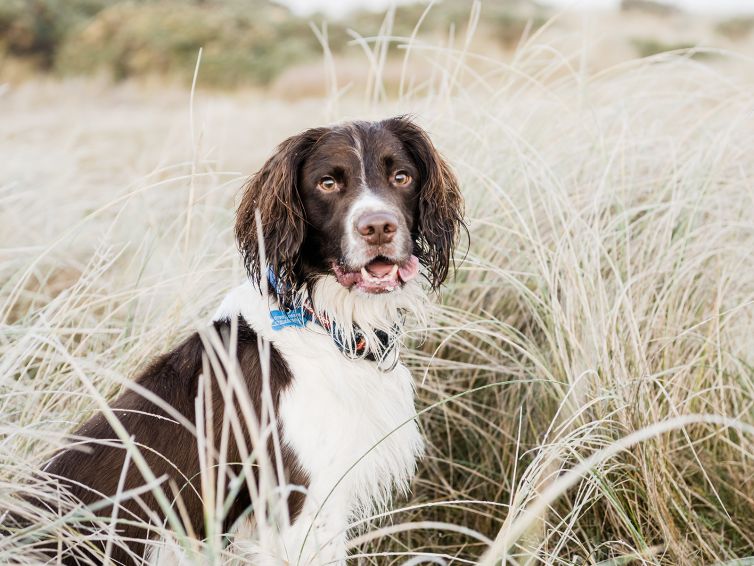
<box><xmin>277</xmin><ymin>331</ymin><xmax>422</xmax><ymax>513</ymax></box>
<box><xmin>214</xmin><ymin>281</ymin><xmax>424</xmax><ymax>564</ymax></box>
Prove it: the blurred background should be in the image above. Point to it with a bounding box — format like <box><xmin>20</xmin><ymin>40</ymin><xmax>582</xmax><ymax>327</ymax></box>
<box><xmin>2</xmin><ymin>0</ymin><xmax>754</xmax><ymax>94</ymax></box>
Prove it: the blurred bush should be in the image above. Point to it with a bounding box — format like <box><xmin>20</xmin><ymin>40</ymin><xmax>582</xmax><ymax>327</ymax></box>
<box><xmin>620</xmin><ymin>0</ymin><xmax>680</xmax><ymax>16</ymax></box>
<box><xmin>631</xmin><ymin>37</ymin><xmax>703</xmax><ymax>58</ymax></box>
<box><xmin>716</xmin><ymin>16</ymin><xmax>754</xmax><ymax>40</ymax></box>
<box><xmin>0</xmin><ymin>0</ymin><xmax>110</xmax><ymax>68</ymax></box>
<box><xmin>0</xmin><ymin>0</ymin><xmax>547</xmax><ymax>87</ymax></box>
<box><xmin>55</xmin><ymin>1</ymin><xmax>320</xmax><ymax>87</ymax></box>
<box><xmin>331</xmin><ymin>0</ymin><xmax>545</xmax><ymax>48</ymax></box>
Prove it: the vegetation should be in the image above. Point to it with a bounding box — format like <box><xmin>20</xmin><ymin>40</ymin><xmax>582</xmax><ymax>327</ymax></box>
<box><xmin>716</xmin><ymin>16</ymin><xmax>754</xmax><ymax>40</ymax></box>
<box><xmin>0</xmin><ymin>0</ymin><xmax>548</xmax><ymax>87</ymax></box>
<box><xmin>620</xmin><ymin>0</ymin><xmax>680</xmax><ymax>16</ymax></box>
<box><xmin>631</xmin><ymin>37</ymin><xmax>704</xmax><ymax>58</ymax></box>
<box><xmin>1</xmin><ymin>5</ymin><xmax>754</xmax><ymax>566</ymax></box>
<box><xmin>55</xmin><ymin>1</ymin><xmax>321</xmax><ymax>86</ymax></box>
<box><xmin>0</xmin><ymin>0</ymin><xmax>110</xmax><ymax>67</ymax></box>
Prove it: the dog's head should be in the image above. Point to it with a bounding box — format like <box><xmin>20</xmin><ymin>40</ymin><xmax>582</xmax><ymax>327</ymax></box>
<box><xmin>236</xmin><ymin>117</ymin><xmax>464</xmax><ymax>306</ymax></box>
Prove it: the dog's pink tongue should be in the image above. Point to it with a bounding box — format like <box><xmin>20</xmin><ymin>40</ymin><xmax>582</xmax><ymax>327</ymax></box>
<box><xmin>366</xmin><ymin>260</ymin><xmax>395</xmax><ymax>278</ymax></box>
<box><xmin>398</xmin><ymin>255</ymin><xmax>419</xmax><ymax>282</ymax></box>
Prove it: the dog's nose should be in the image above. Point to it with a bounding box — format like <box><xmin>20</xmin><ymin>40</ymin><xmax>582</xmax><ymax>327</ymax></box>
<box><xmin>356</xmin><ymin>212</ymin><xmax>398</xmax><ymax>245</ymax></box>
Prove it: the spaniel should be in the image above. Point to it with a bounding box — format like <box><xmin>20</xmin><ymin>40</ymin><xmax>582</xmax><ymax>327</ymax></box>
<box><xmin>37</xmin><ymin>117</ymin><xmax>464</xmax><ymax>565</ymax></box>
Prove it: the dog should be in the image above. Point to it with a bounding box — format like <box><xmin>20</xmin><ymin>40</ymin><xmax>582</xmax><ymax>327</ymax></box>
<box><xmin>35</xmin><ymin>117</ymin><xmax>464</xmax><ymax>565</ymax></box>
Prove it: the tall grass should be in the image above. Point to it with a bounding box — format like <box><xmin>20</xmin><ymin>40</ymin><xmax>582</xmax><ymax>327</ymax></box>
<box><xmin>1</xmin><ymin>11</ymin><xmax>754</xmax><ymax>565</ymax></box>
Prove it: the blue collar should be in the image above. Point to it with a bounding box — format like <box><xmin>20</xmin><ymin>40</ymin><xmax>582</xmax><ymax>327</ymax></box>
<box><xmin>265</xmin><ymin>269</ymin><xmax>398</xmax><ymax>366</ymax></box>
<box><xmin>267</xmin><ymin>270</ymin><xmax>310</xmax><ymax>330</ymax></box>
<box><xmin>268</xmin><ymin>305</ymin><xmax>311</xmax><ymax>331</ymax></box>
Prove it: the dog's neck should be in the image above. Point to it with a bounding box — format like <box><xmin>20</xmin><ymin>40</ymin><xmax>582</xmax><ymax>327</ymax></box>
<box><xmin>265</xmin><ymin>274</ymin><xmax>427</xmax><ymax>368</ymax></box>
<box><xmin>214</xmin><ymin>274</ymin><xmax>428</xmax><ymax>371</ymax></box>
<box><xmin>309</xmin><ymin>274</ymin><xmax>427</xmax><ymax>342</ymax></box>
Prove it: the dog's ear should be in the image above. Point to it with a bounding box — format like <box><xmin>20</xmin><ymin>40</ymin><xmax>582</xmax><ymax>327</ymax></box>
<box><xmin>384</xmin><ymin>116</ymin><xmax>465</xmax><ymax>291</ymax></box>
<box><xmin>236</xmin><ymin>127</ymin><xmax>327</xmax><ymax>299</ymax></box>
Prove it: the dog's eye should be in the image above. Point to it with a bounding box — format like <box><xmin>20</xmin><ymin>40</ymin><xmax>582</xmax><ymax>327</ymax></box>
<box><xmin>318</xmin><ymin>176</ymin><xmax>338</xmax><ymax>191</ymax></box>
<box><xmin>392</xmin><ymin>171</ymin><xmax>411</xmax><ymax>186</ymax></box>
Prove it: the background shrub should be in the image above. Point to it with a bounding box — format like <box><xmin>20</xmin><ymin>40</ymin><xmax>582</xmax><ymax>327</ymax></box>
<box><xmin>0</xmin><ymin>0</ymin><xmax>549</xmax><ymax>87</ymax></box>
<box><xmin>54</xmin><ymin>1</ymin><xmax>321</xmax><ymax>86</ymax></box>
<box><xmin>0</xmin><ymin>0</ymin><xmax>110</xmax><ymax>68</ymax></box>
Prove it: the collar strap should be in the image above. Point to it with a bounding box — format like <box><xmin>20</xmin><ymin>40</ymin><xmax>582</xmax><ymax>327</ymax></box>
<box><xmin>266</xmin><ymin>269</ymin><xmax>399</xmax><ymax>368</ymax></box>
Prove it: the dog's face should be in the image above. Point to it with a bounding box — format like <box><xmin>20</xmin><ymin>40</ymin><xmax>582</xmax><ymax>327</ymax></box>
<box><xmin>298</xmin><ymin>122</ymin><xmax>423</xmax><ymax>294</ymax></box>
<box><xmin>236</xmin><ymin>117</ymin><xmax>464</xmax><ymax>303</ymax></box>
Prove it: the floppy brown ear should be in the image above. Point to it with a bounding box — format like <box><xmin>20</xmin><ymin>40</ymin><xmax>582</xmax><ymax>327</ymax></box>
<box><xmin>235</xmin><ymin>127</ymin><xmax>327</xmax><ymax>299</ymax></box>
<box><xmin>383</xmin><ymin>116</ymin><xmax>465</xmax><ymax>290</ymax></box>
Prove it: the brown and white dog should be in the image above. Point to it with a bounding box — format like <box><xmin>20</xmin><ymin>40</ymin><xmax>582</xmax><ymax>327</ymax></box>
<box><xmin>38</xmin><ymin>117</ymin><xmax>464</xmax><ymax>565</ymax></box>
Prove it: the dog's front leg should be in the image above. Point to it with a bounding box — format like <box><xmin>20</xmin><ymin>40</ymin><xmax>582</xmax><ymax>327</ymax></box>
<box><xmin>281</xmin><ymin>496</ymin><xmax>350</xmax><ymax>566</ymax></box>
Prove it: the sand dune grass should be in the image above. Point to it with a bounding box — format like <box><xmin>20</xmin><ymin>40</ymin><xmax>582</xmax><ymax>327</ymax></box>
<box><xmin>1</xmin><ymin>22</ymin><xmax>754</xmax><ymax>565</ymax></box>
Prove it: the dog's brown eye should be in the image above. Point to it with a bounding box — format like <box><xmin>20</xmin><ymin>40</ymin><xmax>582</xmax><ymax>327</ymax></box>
<box><xmin>318</xmin><ymin>176</ymin><xmax>338</xmax><ymax>191</ymax></box>
<box><xmin>392</xmin><ymin>171</ymin><xmax>411</xmax><ymax>186</ymax></box>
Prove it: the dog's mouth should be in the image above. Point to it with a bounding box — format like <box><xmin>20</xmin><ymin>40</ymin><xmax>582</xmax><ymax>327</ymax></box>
<box><xmin>332</xmin><ymin>255</ymin><xmax>420</xmax><ymax>294</ymax></box>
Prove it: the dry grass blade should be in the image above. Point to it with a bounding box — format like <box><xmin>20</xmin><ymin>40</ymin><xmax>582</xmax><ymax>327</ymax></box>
<box><xmin>1</xmin><ymin>7</ymin><xmax>754</xmax><ymax>565</ymax></box>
